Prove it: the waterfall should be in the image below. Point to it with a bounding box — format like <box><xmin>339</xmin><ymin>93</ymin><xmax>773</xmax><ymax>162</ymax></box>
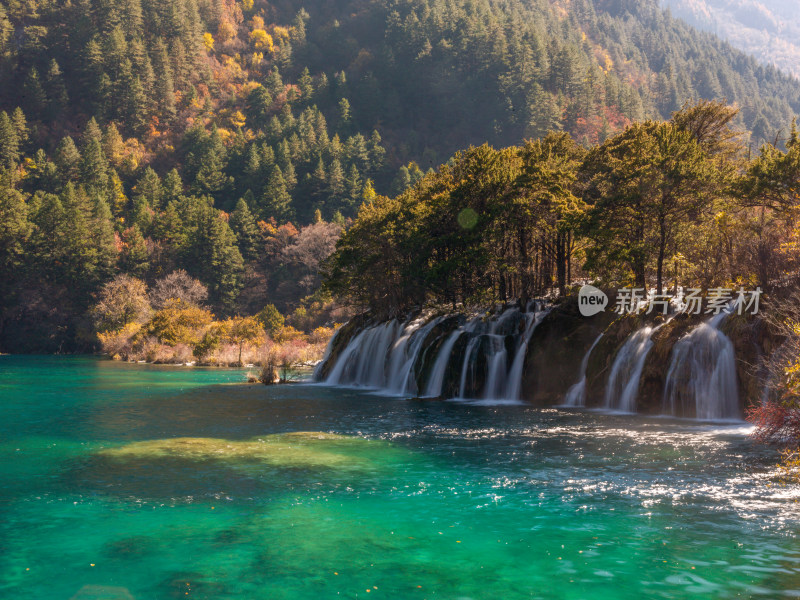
<box><xmin>662</xmin><ymin>311</ymin><xmax>739</xmax><ymax>420</ymax></box>
<box><xmin>457</xmin><ymin>334</ymin><xmax>484</xmax><ymax>399</ymax></box>
<box><xmin>325</xmin><ymin>320</ymin><xmax>400</xmax><ymax>386</ymax></box>
<box><xmin>313</xmin><ymin>324</ymin><xmax>342</xmax><ymax>380</ymax></box>
<box><xmin>387</xmin><ymin>317</ymin><xmax>444</xmax><ymax>395</ymax></box>
<box><xmin>604</xmin><ymin>324</ymin><xmax>663</xmax><ymax>413</ymax></box>
<box><xmin>317</xmin><ymin>302</ymin><xmax>549</xmax><ymax>401</ymax></box>
<box><xmin>482</xmin><ymin>335</ymin><xmax>508</xmax><ymax>399</ymax></box>
<box><xmin>505</xmin><ymin>306</ymin><xmax>550</xmax><ymax>400</ymax></box>
<box><xmin>422</xmin><ymin>330</ymin><xmax>463</xmax><ymax>397</ymax></box>
<box><xmin>562</xmin><ymin>333</ymin><xmax>604</xmax><ymax>407</ymax></box>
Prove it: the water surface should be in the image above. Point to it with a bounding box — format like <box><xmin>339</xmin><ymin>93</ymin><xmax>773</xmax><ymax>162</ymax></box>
<box><xmin>1</xmin><ymin>356</ymin><xmax>798</xmax><ymax>599</ymax></box>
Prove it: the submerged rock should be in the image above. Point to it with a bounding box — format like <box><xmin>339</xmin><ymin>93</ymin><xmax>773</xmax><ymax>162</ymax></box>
<box><xmin>100</xmin><ymin>432</ymin><xmax>384</xmax><ymax>471</ymax></box>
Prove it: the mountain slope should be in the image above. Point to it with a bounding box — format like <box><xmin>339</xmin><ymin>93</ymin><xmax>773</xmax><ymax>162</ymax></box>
<box><xmin>661</xmin><ymin>0</ymin><xmax>800</xmax><ymax>79</ymax></box>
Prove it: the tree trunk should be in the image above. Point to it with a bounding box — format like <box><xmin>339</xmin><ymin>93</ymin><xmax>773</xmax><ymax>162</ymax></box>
<box><xmin>556</xmin><ymin>231</ymin><xmax>566</xmax><ymax>296</ymax></box>
<box><xmin>656</xmin><ymin>216</ymin><xmax>666</xmax><ymax>295</ymax></box>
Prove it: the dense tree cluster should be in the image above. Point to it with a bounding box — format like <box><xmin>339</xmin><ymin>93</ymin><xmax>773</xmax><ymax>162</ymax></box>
<box><xmin>324</xmin><ymin>102</ymin><xmax>800</xmax><ymax>313</ymax></box>
<box><xmin>1</xmin><ymin>0</ymin><xmax>800</xmax><ymax>351</ymax></box>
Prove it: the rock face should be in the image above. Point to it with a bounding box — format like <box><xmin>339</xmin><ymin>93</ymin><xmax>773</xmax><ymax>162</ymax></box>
<box><xmin>523</xmin><ymin>297</ymin><xmax>616</xmax><ymax>406</ymax></box>
<box><xmin>315</xmin><ymin>299</ymin><xmax>777</xmax><ymax>417</ymax></box>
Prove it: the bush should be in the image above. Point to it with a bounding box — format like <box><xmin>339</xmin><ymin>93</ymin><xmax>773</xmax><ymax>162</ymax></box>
<box><xmin>310</xmin><ymin>326</ymin><xmax>335</xmax><ymax>344</ymax></box>
<box><xmin>97</xmin><ymin>322</ymin><xmax>142</xmax><ymax>357</ymax></box>
<box><xmin>272</xmin><ymin>324</ymin><xmax>305</xmax><ymax>343</ymax></box>
<box><xmin>145</xmin><ymin>299</ymin><xmax>214</xmax><ymax>347</ymax></box>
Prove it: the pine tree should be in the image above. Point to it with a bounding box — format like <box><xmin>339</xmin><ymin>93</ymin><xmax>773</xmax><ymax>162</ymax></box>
<box><xmin>338</xmin><ymin>97</ymin><xmax>351</xmax><ymax>132</ymax></box>
<box><xmin>266</xmin><ymin>67</ymin><xmax>283</xmax><ymax>97</ymax></box>
<box><xmin>131</xmin><ymin>195</ymin><xmax>152</xmax><ymax>234</ymax></box>
<box><xmin>267</xmin><ymin>115</ymin><xmax>283</xmax><ymax>141</ymax></box>
<box><xmin>103</xmin><ymin>123</ymin><xmax>125</xmax><ymax>168</ymax></box>
<box><xmin>186</xmin><ymin>205</ymin><xmax>244</xmax><ymax>311</ymax></box>
<box><xmin>133</xmin><ymin>167</ymin><xmax>161</xmax><ymax>209</ymax></box>
<box><xmin>299</xmin><ymin>67</ymin><xmax>313</xmax><ymax>101</ymax></box>
<box><xmin>391</xmin><ymin>165</ymin><xmax>411</xmax><ymax>195</ymax></box>
<box><xmin>312</xmin><ymin>157</ymin><xmax>326</xmax><ymax>197</ymax></box>
<box><xmin>0</xmin><ymin>111</ymin><xmax>19</xmax><ymax>168</ymax></box>
<box><xmin>91</xmin><ymin>194</ymin><xmax>119</xmax><ymax>280</ymax></box>
<box><xmin>0</xmin><ymin>182</ymin><xmax>31</xmax><ymax>301</ymax></box>
<box><xmin>346</xmin><ymin>133</ymin><xmax>369</xmax><ymax>171</ymax></box>
<box><xmin>162</xmin><ymin>169</ymin><xmax>184</xmax><ymax>204</ymax></box>
<box><xmin>80</xmin><ymin>118</ymin><xmax>109</xmax><ymax>190</ymax></box>
<box><xmin>345</xmin><ymin>163</ymin><xmax>362</xmax><ymax>211</ymax></box>
<box><xmin>11</xmin><ymin>108</ymin><xmax>27</xmax><ymax>149</ymax></box>
<box><xmin>22</xmin><ymin>68</ymin><xmax>46</xmax><ymax>118</ymax></box>
<box><xmin>243</xmin><ymin>143</ymin><xmax>262</xmax><ymax>192</ymax></box>
<box><xmin>120</xmin><ymin>224</ymin><xmax>149</xmax><ymax>277</ymax></box>
<box><xmin>246</xmin><ymin>85</ymin><xmax>273</xmax><ymax>130</ymax></box>
<box><xmin>328</xmin><ymin>158</ymin><xmax>344</xmax><ymax>197</ymax></box>
<box><xmin>44</xmin><ymin>59</ymin><xmax>69</xmax><ymax>120</ymax></box>
<box><xmin>55</xmin><ymin>136</ymin><xmax>82</xmax><ymax>183</ymax></box>
<box><xmin>230</xmin><ymin>198</ymin><xmax>260</xmax><ymax>261</ymax></box>
<box><xmin>153</xmin><ymin>39</ymin><xmax>176</xmax><ymax>119</ymax></box>
<box><xmin>368</xmin><ymin>130</ymin><xmax>385</xmax><ymax>172</ymax></box>
<box><xmin>262</xmin><ymin>165</ymin><xmax>294</xmax><ymax>222</ymax></box>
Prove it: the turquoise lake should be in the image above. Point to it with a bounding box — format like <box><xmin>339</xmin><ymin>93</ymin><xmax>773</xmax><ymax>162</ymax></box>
<box><xmin>1</xmin><ymin>355</ymin><xmax>799</xmax><ymax>599</ymax></box>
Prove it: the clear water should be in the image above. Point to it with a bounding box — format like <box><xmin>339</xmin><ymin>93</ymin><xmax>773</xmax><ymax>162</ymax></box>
<box><xmin>1</xmin><ymin>356</ymin><xmax>799</xmax><ymax>599</ymax></box>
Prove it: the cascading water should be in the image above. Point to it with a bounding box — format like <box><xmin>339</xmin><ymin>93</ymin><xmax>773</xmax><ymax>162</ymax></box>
<box><xmin>318</xmin><ymin>316</ymin><xmax>443</xmax><ymax>395</ymax></box>
<box><xmin>325</xmin><ymin>320</ymin><xmax>400</xmax><ymax>386</ymax></box>
<box><xmin>562</xmin><ymin>333</ymin><xmax>604</xmax><ymax>407</ymax></box>
<box><xmin>604</xmin><ymin>324</ymin><xmax>664</xmax><ymax>413</ymax></box>
<box><xmin>422</xmin><ymin>329</ymin><xmax>463</xmax><ymax>397</ymax></box>
<box><xmin>662</xmin><ymin>310</ymin><xmax>739</xmax><ymax>420</ymax></box>
<box><xmin>388</xmin><ymin>317</ymin><xmax>444</xmax><ymax>395</ymax></box>
<box><xmin>318</xmin><ymin>302</ymin><xmax>549</xmax><ymax>401</ymax></box>
<box><xmin>505</xmin><ymin>305</ymin><xmax>550</xmax><ymax>400</ymax></box>
<box><xmin>482</xmin><ymin>335</ymin><xmax>508</xmax><ymax>399</ymax></box>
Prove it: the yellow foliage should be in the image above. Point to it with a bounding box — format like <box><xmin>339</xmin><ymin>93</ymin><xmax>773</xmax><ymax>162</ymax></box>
<box><xmin>223</xmin><ymin>55</ymin><xmax>247</xmax><ymax>81</ymax></box>
<box><xmin>203</xmin><ymin>32</ymin><xmax>215</xmax><ymax>51</ymax></box>
<box><xmin>109</xmin><ymin>171</ymin><xmax>128</xmax><ymax>217</ymax></box>
<box><xmin>272</xmin><ymin>26</ymin><xmax>290</xmax><ymax>42</ymax></box>
<box><xmin>229</xmin><ymin>110</ymin><xmax>246</xmax><ymax>129</ymax></box>
<box><xmin>250</xmin><ymin>29</ymin><xmax>274</xmax><ymax>52</ymax></box>
<box><xmin>217</xmin><ymin>21</ymin><xmax>236</xmax><ymax>43</ymax></box>
<box><xmin>98</xmin><ymin>322</ymin><xmax>142</xmax><ymax>356</ymax></box>
<box><xmin>240</xmin><ymin>0</ymin><xmax>253</xmax><ymax>11</ymax></box>
<box><xmin>362</xmin><ymin>178</ymin><xmax>377</xmax><ymax>202</ymax></box>
<box><xmin>273</xmin><ymin>325</ymin><xmax>306</xmax><ymax>343</ymax></box>
<box><xmin>310</xmin><ymin>326</ymin><xmax>334</xmax><ymax>344</ymax></box>
<box><xmin>145</xmin><ymin>300</ymin><xmax>214</xmax><ymax>347</ymax></box>
<box><xmin>251</xmin><ymin>51</ymin><xmax>264</xmax><ymax>67</ymax></box>
<box><xmin>251</xmin><ymin>16</ymin><xmax>264</xmax><ymax>30</ymax></box>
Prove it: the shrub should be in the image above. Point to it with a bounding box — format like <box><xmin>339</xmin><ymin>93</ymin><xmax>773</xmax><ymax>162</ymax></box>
<box><xmin>97</xmin><ymin>322</ymin><xmax>142</xmax><ymax>357</ymax></box>
<box><xmin>272</xmin><ymin>324</ymin><xmax>305</xmax><ymax>343</ymax></box>
<box><xmin>145</xmin><ymin>299</ymin><xmax>214</xmax><ymax>347</ymax></box>
<box><xmin>310</xmin><ymin>326</ymin><xmax>334</xmax><ymax>344</ymax></box>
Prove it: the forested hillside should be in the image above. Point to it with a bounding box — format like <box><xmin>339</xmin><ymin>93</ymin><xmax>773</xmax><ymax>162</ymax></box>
<box><xmin>1</xmin><ymin>0</ymin><xmax>799</xmax><ymax>352</ymax></box>
<box><xmin>661</xmin><ymin>0</ymin><xmax>800</xmax><ymax>79</ymax></box>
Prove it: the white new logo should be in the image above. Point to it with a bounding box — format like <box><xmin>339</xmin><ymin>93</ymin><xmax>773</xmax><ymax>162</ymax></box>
<box><xmin>578</xmin><ymin>285</ymin><xmax>608</xmax><ymax>316</ymax></box>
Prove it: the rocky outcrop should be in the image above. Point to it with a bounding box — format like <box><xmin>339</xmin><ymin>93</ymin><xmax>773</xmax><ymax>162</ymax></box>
<box><xmin>315</xmin><ymin>298</ymin><xmax>776</xmax><ymax>416</ymax></box>
<box><xmin>521</xmin><ymin>296</ymin><xmax>617</xmax><ymax>406</ymax></box>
